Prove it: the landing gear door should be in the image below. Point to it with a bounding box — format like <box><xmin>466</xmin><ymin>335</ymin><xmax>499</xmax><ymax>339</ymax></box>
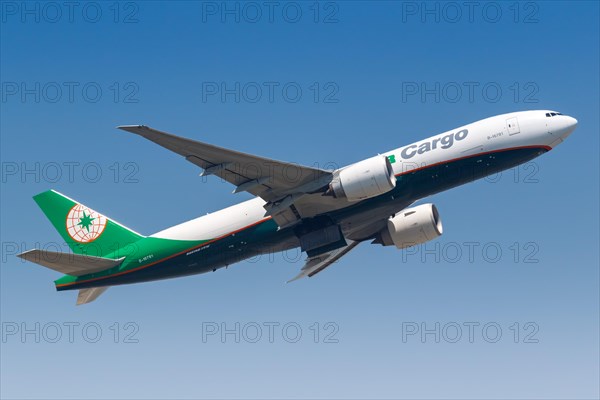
<box><xmin>506</xmin><ymin>117</ymin><xmax>520</xmax><ymax>135</ymax></box>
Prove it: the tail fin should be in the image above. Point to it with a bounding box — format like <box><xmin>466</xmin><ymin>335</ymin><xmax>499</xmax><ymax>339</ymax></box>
<box><xmin>33</xmin><ymin>190</ymin><xmax>144</xmax><ymax>258</ymax></box>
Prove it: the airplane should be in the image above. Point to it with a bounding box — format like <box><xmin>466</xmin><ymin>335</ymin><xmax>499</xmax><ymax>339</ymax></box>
<box><xmin>18</xmin><ymin>110</ymin><xmax>577</xmax><ymax>304</ymax></box>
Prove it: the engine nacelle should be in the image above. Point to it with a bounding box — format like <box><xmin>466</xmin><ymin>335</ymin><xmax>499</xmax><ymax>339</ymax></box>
<box><xmin>376</xmin><ymin>204</ymin><xmax>443</xmax><ymax>249</ymax></box>
<box><xmin>329</xmin><ymin>155</ymin><xmax>396</xmax><ymax>202</ymax></box>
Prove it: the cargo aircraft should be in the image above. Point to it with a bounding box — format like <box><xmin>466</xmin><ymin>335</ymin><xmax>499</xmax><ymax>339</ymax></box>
<box><xmin>19</xmin><ymin>110</ymin><xmax>577</xmax><ymax>304</ymax></box>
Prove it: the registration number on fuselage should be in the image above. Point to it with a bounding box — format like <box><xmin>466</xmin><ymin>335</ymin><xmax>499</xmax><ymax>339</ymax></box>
<box><xmin>138</xmin><ymin>254</ymin><xmax>154</xmax><ymax>263</ymax></box>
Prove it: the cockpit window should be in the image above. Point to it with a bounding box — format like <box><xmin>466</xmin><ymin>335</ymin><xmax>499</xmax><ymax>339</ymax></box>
<box><xmin>546</xmin><ymin>112</ymin><xmax>563</xmax><ymax>117</ymax></box>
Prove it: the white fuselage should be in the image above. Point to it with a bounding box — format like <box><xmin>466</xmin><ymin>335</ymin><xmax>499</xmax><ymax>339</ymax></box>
<box><xmin>151</xmin><ymin>110</ymin><xmax>577</xmax><ymax>242</ymax></box>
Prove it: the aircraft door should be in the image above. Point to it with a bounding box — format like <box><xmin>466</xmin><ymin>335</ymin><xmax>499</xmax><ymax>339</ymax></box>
<box><xmin>506</xmin><ymin>117</ymin><xmax>520</xmax><ymax>135</ymax></box>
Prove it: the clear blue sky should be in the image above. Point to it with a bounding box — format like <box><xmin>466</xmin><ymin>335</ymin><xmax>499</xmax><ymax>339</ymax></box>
<box><xmin>1</xmin><ymin>1</ymin><xmax>599</xmax><ymax>399</ymax></box>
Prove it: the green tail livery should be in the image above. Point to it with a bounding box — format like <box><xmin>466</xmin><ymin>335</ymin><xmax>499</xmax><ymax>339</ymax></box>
<box><xmin>19</xmin><ymin>188</ymin><xmax>257</xmax><ymax>305</ymax></box>
<box><xmin>18</xmin><ymin>190</ymin><xmax>146</xmax><ymax>304</ymax></box>
<box><xmin>33</xmin><ymin>190</ymin><xmax>145</xmax><ymax>257</ymax></box>
<box><xmin>19</xmin><ymin>189</ymin><xmax>217</xmax><ymax>305</ymax></box>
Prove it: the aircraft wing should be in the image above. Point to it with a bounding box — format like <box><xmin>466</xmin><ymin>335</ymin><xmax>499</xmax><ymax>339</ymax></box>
<box><xmin>287</xmin><ymin>240</ymin><xmax>360</xmax><ymax>282</ymax></box>
<box><xmin>118</xmin><ymin>125</ymin><xmax>332</xmax><ymax>202</ymax></box>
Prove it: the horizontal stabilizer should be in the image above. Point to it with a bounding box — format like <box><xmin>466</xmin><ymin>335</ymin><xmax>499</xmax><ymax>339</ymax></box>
<box><xmin>77</xmin><ymin>287</ymin><xmax>109</xmax><ymax>305</ymax></box>
<box><xmin>18</xmin><ymin>249</ymin><xmax>124</xmax><ymax>276</ymax></box>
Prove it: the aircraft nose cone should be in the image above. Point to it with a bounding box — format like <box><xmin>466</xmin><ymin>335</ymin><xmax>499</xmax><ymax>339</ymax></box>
<box><xmin>561</xmin><ymin>116</ymin><xmax>578</xmax><ymax>139</ymax></box>
<box><xmin>553</xmin><ymin>115</ymin><xmax>578</xmax><ymax>141</ymax></box>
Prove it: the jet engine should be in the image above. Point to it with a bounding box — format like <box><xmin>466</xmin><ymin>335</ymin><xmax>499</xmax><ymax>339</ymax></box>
<box><xmin>374</xmin><ymin>204</ymin><xmax>443</xmax><ymax>249</ymax></box>
<box><xmin>328</xmin><ymin>155</ymin><xmax>396</xmax><ymax>202</ymax></box>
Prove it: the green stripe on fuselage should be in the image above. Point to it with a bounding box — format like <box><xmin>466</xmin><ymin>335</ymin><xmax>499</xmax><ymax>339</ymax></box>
<box><xmin>54</xmin><ymin>236</ymin><xmax>212</xmax><ymax>287</ymax></box>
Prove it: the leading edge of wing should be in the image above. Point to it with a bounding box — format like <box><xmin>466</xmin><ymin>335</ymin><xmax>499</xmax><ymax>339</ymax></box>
<box><xmin>116</xmin><ymin>125</ymin><xmax>329</xmax><ymax>172</ymax></box>
<box><xmin>118</xmin><ymin>125</ymin><xmax>271</xmax><ymax>162</ymax></box>
<box><xmin>117</xmin><ymin>125</ymin><xmax>332</xmax><ymax>200</ymax></box>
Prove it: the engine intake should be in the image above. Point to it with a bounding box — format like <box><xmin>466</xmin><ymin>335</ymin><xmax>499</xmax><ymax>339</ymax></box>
<box><xmin>376</xmin><ymin>204</ymin><xmax>443</xmax><ymax>249</ymax></box>
<box><xmin>329</xmin><ymin>155</ymin><xmax>396</xmax><ymax>202</ymax></box>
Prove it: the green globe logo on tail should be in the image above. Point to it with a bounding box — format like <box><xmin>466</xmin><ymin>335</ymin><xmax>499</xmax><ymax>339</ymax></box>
<box><xmin>65</xmin><ymin>204</ymin><xmax>107</xmax><ymax>243</ymax></box>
